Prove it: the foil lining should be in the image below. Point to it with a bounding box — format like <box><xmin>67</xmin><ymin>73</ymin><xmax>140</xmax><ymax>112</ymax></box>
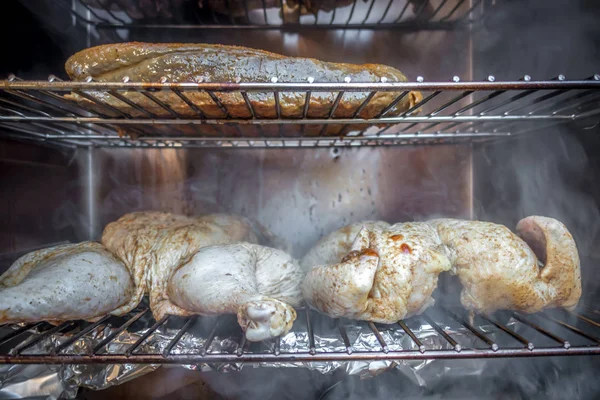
<box><xmin>0</xmin><ymin>309</ymin><xmax>508</xmax><ymax>399</ymax></box>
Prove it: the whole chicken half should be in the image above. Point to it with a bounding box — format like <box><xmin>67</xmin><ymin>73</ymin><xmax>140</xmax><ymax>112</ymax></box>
<box><xmin>429</xmin><ymin>216</ymin><xmax>581</xmax><ymax>314</ymax></box>
<box><xmin>302</xmin><ymin>222</ymin><xmax>452</xmax><ymax>323</ymax></box>
<box><xmin>101</xmin><ymin>211</ymin><xmax>263</xmax><ymax>320</ymax></box>
<box><xmin>168</xmin><ymin>243</ymin><xmax>303</xmax><ymax>341</ymax></box>
<box><xmin>0</xmin><ymin>242</ymin><xmax>134</xmax><ymax>324</ymax></box>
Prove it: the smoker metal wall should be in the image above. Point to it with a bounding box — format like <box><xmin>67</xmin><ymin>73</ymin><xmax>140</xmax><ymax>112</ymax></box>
<box><xmin>88</xmin><ymin>145</ymin><xmax>473</xmax><ymax>258</ymax></box>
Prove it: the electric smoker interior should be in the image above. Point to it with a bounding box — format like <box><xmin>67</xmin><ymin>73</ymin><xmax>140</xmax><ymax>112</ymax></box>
<box><xmin>1</xmin><ymin>0</ymin><xmax>600</xmax><ymax>398</ymax></box>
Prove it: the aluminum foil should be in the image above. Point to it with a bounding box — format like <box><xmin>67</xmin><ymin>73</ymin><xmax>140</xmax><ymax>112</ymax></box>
<box><xmin>0</xmin><ymin>309</ymin><xmax>509</xmax><ymax>399</ymax></box>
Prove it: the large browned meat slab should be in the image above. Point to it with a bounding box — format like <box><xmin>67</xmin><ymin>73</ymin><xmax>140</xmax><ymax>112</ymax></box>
<box><xmin>64</xmin><ymin>42</ymin><xmax>421</xmax><ymax>136</ymax></box>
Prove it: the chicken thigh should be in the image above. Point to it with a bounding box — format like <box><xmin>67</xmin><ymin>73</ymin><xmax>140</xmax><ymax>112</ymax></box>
<box><xmin>429</xmin><ymin>216</ymin><xmax>581</xmax><ymax>314</ymax></box>
<box><xmin>0</xmin><ymin>242</ymin><xmax>134</xmax><ymax>324</ymax></box>
<box><xmin>101</xmin><ymin>211</ymin><xmax>262</xmax><ymax>319</ymax></box>
<box><xmin>168</xmin><ymin>242</ymin><xmax>303</xmax><ymax>341</ymax></box>
<box><xmin>302</xmin><ymin>222</ymin><xmax>452</xmax><ymax>323</ymax></box>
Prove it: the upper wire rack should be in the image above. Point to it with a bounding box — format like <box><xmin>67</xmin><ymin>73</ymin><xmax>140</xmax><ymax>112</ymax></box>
<box><xmin>0</xmin><ymin>74</ymin><xmax>599</xmax><ymax>148</ymax></box>
<box><xmin>63</xmin><ymin>0</ymin><xmax>493</xmax><ymax>30</ymax></box>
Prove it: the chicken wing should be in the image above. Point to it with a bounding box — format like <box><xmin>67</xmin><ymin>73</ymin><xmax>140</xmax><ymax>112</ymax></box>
<box><xmin>429</xmin><ymin>216</ymin><xmax>581</xmax><ymax>314</ymax></box>
<box><xmin>302</xmin><ymin>222</ymin><xmax>452</xmax><ymax>323</ymax></box>
<box><xmin>0</xmin><ymin>242</ymin><xmax>134</xmax><ymax>324</ymax></box>
<box><xmin>168</xmin><ymin>242</ymin><xmax>303</xmax><ymax>341</ymax></box>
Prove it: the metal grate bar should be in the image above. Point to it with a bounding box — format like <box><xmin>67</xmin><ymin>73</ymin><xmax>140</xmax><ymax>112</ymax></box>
<box><xmin>261</xmin><ymin>0</ymin><xmax>269</xmax><ymax>24</ymax></box>
<box><xmin>537</xmin><ymin>313</ymin><xmax>600</xmax><ymax>344</ymax></box>
<box><xmin>377</xmin><ymin>0</ymin><xmax>395</xmax><ymax>23</ymax></box>
<box><xmin>72</xmin><ymin>90</ymin><xmax>131</xmax><ymax>118</ymax></box>
<box><xmin>566</xmin><ymin>310</ymin><xmax>600</xmax><ymax>330</ymax></box>
<box><xmin>422</xmin><ymin>313</ymin><xmax>461</xmax><ymax>351</ymax></box>
<box><xmin>430</xmin><ymin>0</ymin><xmax>451</xmax><ymax>20</ymax></box>
<box><xmin>440</xmin><ymin>0</ymin><xmax>468</xmax><ymax>21</ymax></box>
<box><xmin>107</xmin><ymin>90</ymin><xmax>155</xmax><ymax>117</ymax></box>
<box><xmin>126</xmin><ymin>315</ymin><xmax>170</xmax><ymax>356</ymax></box>
<box><xmin>328</xmin><ymin>91</ymin><xmax>346</xmax><ymax>118</ymax></box>
<box><xmin>375</xmin><ymin>91</ymin><xmax>410</xmax><ymax>118</ymax></box>
<box><xmin>237</xmin><ymin>335</ymin><xmax>247</xmax><ymax>356</ymax></box>
<box><xmin>92</xmin><ymin>308</ymin><xmax>149</xmax><ymax>354</ymax></box>
<box><xmin>402</xmin><ymin>90</ymin><xmax>442</xmax><ymax>116</ymax></box>
<box><xmin>51</xmin><ymin>316</ymin><xmax>111</xmax><ymax>355</ymax></box>
<box><xmin>352</xmin><ymin>91</ymin><xmax>377</xmax><ymax>118</ymax></box>
<box><xmin>454</xmin><ymin>89</ymin><xmax>506</xmax><ymax>115</ymax></box>
<box><xmin>338</xmin><ymin>321</ymin><xmax>353</xmax><ymax>354</ymax></box>
<box><xmin>361</xmin><ymin>0</ymin><xmax>376</xmax><ymax>24</ymax></box>
<box><xmin>397</xmin><ymin>320</ymin><xmax>425</xmax><ymax>352</ymax></box>
<box><xmin>274</xmin><ymin>91</ymin><xmax>282</xmax><ymax>119</ymax></box>
<box><xmin>163</xmin><ymin>317</ymin><xmax>195</xmax><ymax>357</ymax></box>
<box><xmin>480</xmin><ymin>315</ymin><xmax>534</xmax><ymax>349</ymax></box>
<box><xmin>139</xmin><ymin>91</ymin><xmax>182</xmax><ymax>118</ymax></box>
<box><xmin>273</xmin><ymin>336</ymin><xmax>281</xmax><ymax>356</ymax></box>
<box><xmin>394</xmin><ymin>1</ymin><xmax>412</xmax><ymax>22</ymax></box>
<box><xmin>206</xmin><ymin>91</ymin><xmax>232</xmax><ymax>118</ymax></box>
<box><xmin>479</xmin><ymin>89</ymin><xmax>537</xmax><ymax>116</ymax></box>
<box><xmin>95</xmin><ymin>0</ymin><xmax>128</xmax><ymax>24</ymax></box>
<box><xmin>302</xmin><ymin>90</ymin><xmax>312</xmax><ymax>118</ymax></box>
<box><xmin>201</xmin><ymin>319</ymin><xmax>220</xmax><ymax>356</ymax></box>
<box><xmin>511</xmin><ymin>313</ymin><xmax>570</xmax><ymax>348</ymax></box>
<box><xmin>12</xmin><ymin>322</ymin><xmax>76</xmax><ymax>355</ymax></box>
<box><xmin>368</xmin><ymin>322</ymin><xmax>389</xmax><ymax>353</ymax></box>
<box><xmin>306</xmin><ymin>308</ymin><xmax>316</xmax><ymax>355</ymax></box>
<box><xmin>429</xmin><ymin>90</ymin><xmax>473</xmax><ymax>116</ymax></box>
<box><xmin>345</xmin><ymin>0</ymin><xmax>358</xmax><ymax>24</ymax></box>
<box><xmin>441</xmin><ymin>307</ymin><xmax>498</xmax><ymax>350</ymax></box>
<box><xmin>171</xmin><ymin>88</ymin><xmax>207</xmax><ymax>118</ymax></box>
<box><xmin>241</xmin><ymin>92</ymin><xmax>257</xmax><ymax>118</ymax></box>
<box><xmin>0</xmin><ymin>323</ymin><xmax>44</xmax><ymax>346</ymax></box>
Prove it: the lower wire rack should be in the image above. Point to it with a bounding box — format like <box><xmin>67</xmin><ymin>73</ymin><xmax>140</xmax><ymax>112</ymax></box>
<box><xmin>1</xmin><ymin>305</ymin><xmax>600</xmax><ymax>364</ymax></box>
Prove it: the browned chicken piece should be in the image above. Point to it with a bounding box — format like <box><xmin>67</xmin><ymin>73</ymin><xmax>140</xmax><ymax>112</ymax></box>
<box><xmin>429</xmin><ymin>216</ymin><xmax>581</xmax><ymax>314</ymax></box>
<box><xmin>302</xmin><ymin>222</ymin><xmax>452</xmax><ymax>322</ymax></box>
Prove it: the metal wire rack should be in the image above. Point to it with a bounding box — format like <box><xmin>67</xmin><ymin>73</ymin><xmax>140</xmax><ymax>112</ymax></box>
<box><xmin>62</xmin><ymin>0</ymin><xmax>494</xmax><ymax>31</ymax></box>
<box><xmin>1</xmin><ymin>75</ymin><xmax>599</xmax><ymax>148</ymax></box>
<box><xmin>2</xmin><ymin>305</ymin><xmax>600</xmax><ymax>365</ymax></box>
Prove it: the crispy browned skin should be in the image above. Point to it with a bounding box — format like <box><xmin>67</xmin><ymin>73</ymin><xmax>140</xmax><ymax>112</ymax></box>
<box><xmin>65</xmin><ymin>42</ymin><xmax>421</xmax><ymax>136</ymax></box>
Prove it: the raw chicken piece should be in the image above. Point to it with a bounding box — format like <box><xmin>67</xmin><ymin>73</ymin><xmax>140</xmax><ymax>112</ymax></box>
<box><xmin>101</xmin><ymin>212</ymin><xmax>262</xmax><ymax>320</ymax></box>
<box><xmin>302</xmin><ymin>222</ymin><xmax>452</xmax><ymax>323</ymax></box>
<box><xmin>429</xmin><ymin>216</ymin><xmax>581</xmax><ymax>314</ymax></box>
<box><xmin>0</xmin><ymin>242</ymin><xmax>134</xmax><ymax>324</ymax></box>
<box><xmin>168</xmin><ymin>242</ymin><xmax>303</xmax><ymax>341</ymax></box>
<box><xmin>300</xmin><ymin>221</ymin><xmax>390</xmax><ymax>272</ymax></box>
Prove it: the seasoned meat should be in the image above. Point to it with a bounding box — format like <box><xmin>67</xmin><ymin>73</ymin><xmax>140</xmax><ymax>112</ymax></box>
<box><xmin>0</xmin><ymin>242</ymin><xmax>134</xmax><ymax>324</ymax></box>
<box><xmin>168</xmin><ymin>242</ymin><xmax>303</xmax><ymax>341</ymax></box>
<box><xmin>302</xmin><ymin>222</ymin><xmax>451</xmax><ymax>322</ymax></box>
<box><xmin>101</xmin><ymin>211</ymin><xmax>261</xmax><ymax>320</ymax></box>
<box><xmin>64</xmin><ymin>42</ymin><xmax>422</xmax><ymax>135</ymax></box>
<box><xmin>300</xmin><ymin>220</ymin><xmax>390</xmax><ymax>272</ymax></box>
<box><xmin>429</xmin><ymin>216</ymin><xmax>581</xmax><ymax>314</ymax></box>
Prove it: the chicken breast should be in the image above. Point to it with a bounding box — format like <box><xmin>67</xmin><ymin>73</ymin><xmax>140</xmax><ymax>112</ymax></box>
<box><xmin>101</xmin><ymin>211</ymin><xmax>261</xmax><ymax>320</ymax></box>
<box><xmin>168</xmin><ymin>242</ymin><xmax>303</xmax><ymax>341</ymax></box>
<box><xmin>302</xmin><ymin>222</ymin><xmax>452</xmax><ymax>323</ymax></box>
<box><xmin>429</xmin><ymin>216</ymin><xmax>581</xmax><ymax>314</ymax></box>
<box><xmin>300</xmin><ymin>221</ymin><xmax>390</xmax><ymax>272</ymax></box>
<box><xmin>0</xmin><ymin>242</ymin><xmax>134</xmax><ymax>324</ymax></box>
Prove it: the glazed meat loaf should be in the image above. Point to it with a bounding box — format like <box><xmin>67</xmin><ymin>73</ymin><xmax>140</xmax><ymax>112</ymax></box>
<box><xmin>65</xmin><ymin>42</ymin><xmax>422</xmax><ymax>123</ymax></box>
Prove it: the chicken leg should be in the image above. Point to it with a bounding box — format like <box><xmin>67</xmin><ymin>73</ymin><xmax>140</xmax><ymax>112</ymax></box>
<box><xmin>429</xmin><ymin>216</ymin><xmax>581</xmax><ymax>314</ymax></box>
<box><xmin>167</xmin><ymin>242</ymin><xmax>303</xmax><ymax>341</ymax></box>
